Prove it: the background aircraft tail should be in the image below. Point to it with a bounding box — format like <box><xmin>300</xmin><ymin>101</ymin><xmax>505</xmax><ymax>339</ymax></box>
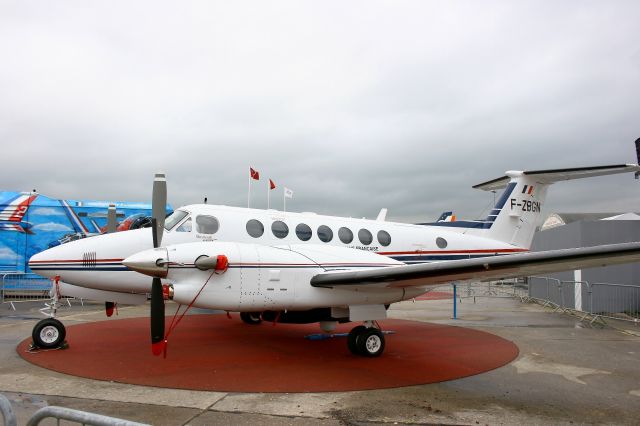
<box><xmin>468</xmin><ymin>164</ymin><xmax>640</xmax><ymax>248</ymax></box>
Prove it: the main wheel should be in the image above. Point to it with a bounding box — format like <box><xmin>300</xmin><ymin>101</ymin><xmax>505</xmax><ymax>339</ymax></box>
<box><xmin>347</xmin><ymin>325</ymin><xmax>367</xmax><ymax>355</ymax></box>
<box><xmin>240</xmin><ymin>312</ymin><xmax>262</xmax><ymax>325</ymax></box>
<box><xmin>356</xmin><ymin>328</ymin><xmax>385</xmax><ymax>357</ymax></box>
<box><xmin>32</xmin><ymin>318</ymin><xmax>66</xmax><ymax>349</ymax></box>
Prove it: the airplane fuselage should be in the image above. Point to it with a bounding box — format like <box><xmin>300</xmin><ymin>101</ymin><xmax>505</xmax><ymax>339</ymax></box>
<box><xmin>29</xmin><ymin>203</ymin><xmax>525</xmax><ymax>297</ymax></box>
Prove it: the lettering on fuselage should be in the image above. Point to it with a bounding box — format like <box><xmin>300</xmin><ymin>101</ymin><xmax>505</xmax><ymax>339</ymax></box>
<box><xmin>510</xmin><ymin>198</ymin><xmax>541</xmax><ymax>213</ymax></box>
<box><xmin>351</xmin><ymin>246</ymin><xmax>379</xmax><ymax>252</ymax></box>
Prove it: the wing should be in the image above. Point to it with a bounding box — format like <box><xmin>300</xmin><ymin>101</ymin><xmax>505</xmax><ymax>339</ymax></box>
<box><xmin>310</xmin><ymin>242</ymin><xmax>640</xmax><ymax>288</ymax></box>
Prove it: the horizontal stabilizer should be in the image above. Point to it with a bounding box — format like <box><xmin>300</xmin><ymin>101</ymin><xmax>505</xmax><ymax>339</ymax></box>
<box><xmin>473</xmin><ymin>164</ymin><xmax>640</xmax><ymax>192</ymax></box>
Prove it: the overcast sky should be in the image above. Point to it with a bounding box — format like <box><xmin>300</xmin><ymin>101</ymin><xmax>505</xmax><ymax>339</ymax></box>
<box><xmin>1</xmin><ymin>1</ymin><xmax>639</xmax><ymax>223</ymax></box>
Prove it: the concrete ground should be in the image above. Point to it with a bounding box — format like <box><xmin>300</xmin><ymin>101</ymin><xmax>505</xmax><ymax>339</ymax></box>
<box><xmin>1</xmin><ymin>292</ymin><xmax>639</xmax><ymax>425</ymax></box>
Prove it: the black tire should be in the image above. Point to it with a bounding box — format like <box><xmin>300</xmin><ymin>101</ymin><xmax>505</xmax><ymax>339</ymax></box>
<box><xmin>356</xmin><ymin>328</ymin><xmax>385</xmax><ymax>357</ymax></box>
<box><xmin>347</xmin><ymin>325</ymin><xmax>367</xmax><ymax>355</ymax></box>
<box><xmin>240</xmin><ymin>312</ymin><xmax>262</xmax><ymax>325</ymax></box>
<box><xmin>32</xmin><ymin>318</ymin><xmax>66</xmax><ymax>349</ymax></box>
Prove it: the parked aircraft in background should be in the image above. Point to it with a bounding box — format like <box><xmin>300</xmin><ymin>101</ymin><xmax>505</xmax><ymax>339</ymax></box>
<box><xmin>49</xmin><ymin>204</ymin><xmax>156</xmax><ymax>248</ymax></box>
<box><xmin>29</xmin><ymin>157</ymin><xmax>640</xmax><ymax>357</ymax></box>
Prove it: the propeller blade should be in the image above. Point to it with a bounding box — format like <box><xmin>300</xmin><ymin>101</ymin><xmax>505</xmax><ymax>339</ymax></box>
<box><xmin>152</xmin><ymin>173</ymin><xmax>167</xmax><ymax>247</ymax></box>
<box><xmin>106</xmin><ymin>204</ymin><xmax>117</xmax><ymax>233</ymax></box>
<box><xmin>151</xmin><ymin>218</ymin><xmax>158</xmax><ymax>249</ymax></box>
<box><xmin>150</xmin><ymin>277</ymin><xmax>165</xmax><ymax>356</ymax></box>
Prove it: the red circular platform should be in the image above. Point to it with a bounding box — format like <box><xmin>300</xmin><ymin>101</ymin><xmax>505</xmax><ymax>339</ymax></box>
<box><xmin>18</xmin><ymin>315</ymin><xmax>518</xmax><ymax>392</ymax></box>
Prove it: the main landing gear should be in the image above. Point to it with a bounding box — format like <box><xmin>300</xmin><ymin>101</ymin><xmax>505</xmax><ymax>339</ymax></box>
<box><xmin>347</xmin><ymin>323</ymin><xmax>385</xmax><ymax>357</ymax></box>
<box><xmin>240</xmin><ymin>312</ymin><xmax>262</xmax><ymax>325</ymax></box>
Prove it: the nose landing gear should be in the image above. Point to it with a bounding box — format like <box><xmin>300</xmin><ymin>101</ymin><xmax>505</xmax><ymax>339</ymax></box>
<box><xmin>32</xmin><ymin>318</ymin><xmax>66</xmax><ymax>349</ymax></box>
<box><xmin>31</xmin><ymin>277</ymin><xmax>68</xmax><ymax>350</ymax></box>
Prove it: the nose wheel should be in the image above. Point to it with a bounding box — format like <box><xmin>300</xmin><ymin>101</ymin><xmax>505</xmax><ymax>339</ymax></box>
<box><xmin>32</xmin><ymin>318</ymin><xmax>67</xmax><ymax>349</ymax></box>
<box><xmin>347</xmin><ymin>325</ymin><xmax>385</xmax><ymax>357</ymax></box>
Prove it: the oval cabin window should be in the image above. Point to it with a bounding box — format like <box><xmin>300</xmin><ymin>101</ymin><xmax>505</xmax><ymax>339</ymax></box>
<box><xmin>246</xmin><ymin>219</ymin><xmax>264</xmax><ymax>238</ymax></box>
<box><xmin>317</xmin><ymin>225</ymin><xmax>333</xmax><ymax>242</ymax></box>
<box><xmin>296</xmin><ymin>223</ymin><xmax>312</xmax><ymax>241</ymax></box>
<box><xmin>358</xmin><ymin>229</ymin><xmax>373</xmax><ymax>245</ymax></box>
<box><xmin>272</xmin><ymin>221</ymin><xmax>289</xmax><ymax>239</ymax></box>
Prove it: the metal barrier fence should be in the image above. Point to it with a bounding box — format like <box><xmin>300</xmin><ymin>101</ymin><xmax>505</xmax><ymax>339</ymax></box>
<box><xmin>527</xmin><ymin>277</ymin><xmax>640</xmax><ymax>324</ymax></box>
<box><xmin>590</xmin><ymin>282</ymin><xmax>640</xmax><ymax>322</ymax></box>
<box><xmin>26</xmin><ymin>406</ymin><xmax>149</xmax><ymax>426</ymax></box>
<box><xmin>1</xmin><ymin>392</ymin><xmax>148</xmax><ymax>426</ymax></box>
<box><xmin>0</xmin><ymin>393</ymin><xmax>16</xmax><ymax>426</ymax></box>
<box><xmin>455</xmin><ymin>279</ymin><xmax>529</xmax><ymax>301</ymax></box>
<box><xmin>426</xmin><ymin>279</ymin><xmax>638</xmax><ymax>326</ymax></box>
<box><xmin>1</xmin><ymin>272</ymin><xmax>52</xmax><ymax>310</ymax></box>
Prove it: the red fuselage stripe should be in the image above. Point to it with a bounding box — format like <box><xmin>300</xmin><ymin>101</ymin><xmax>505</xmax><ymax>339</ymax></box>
<box><xmin>379</xmin><ymin>248</ymin><xmax>528</xmax><ymax>255</ymax></box>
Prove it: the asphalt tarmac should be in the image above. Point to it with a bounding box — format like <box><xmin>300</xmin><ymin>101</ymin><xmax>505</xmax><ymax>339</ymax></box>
<box><xmin>1</xmin><ymin>292</ymin><xmax>639</xmax><ymax>425</ymax></box>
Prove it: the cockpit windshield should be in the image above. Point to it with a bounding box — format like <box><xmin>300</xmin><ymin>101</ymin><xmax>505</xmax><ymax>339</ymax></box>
<box><xmin>164</xmin><ymin>210</ymin><xmax>189</xmax><ymax>231</ymax></box>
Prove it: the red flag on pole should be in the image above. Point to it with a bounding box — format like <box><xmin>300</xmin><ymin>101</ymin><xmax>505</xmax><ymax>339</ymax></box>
<box><xmin>269</xmin><ymin>179</ymin><xmax>276</xmax><ymax>190</ymax></box>
<box><xmin>250</xmin><ymin>167</ymin><xmax>260</xmax><ymax>180</ymax></box>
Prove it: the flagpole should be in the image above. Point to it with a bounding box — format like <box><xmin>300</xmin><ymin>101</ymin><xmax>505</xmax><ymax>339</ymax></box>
<box><xmin>248</xmin><ymin>174</ymin><xmax>251</xmax><ymax>208</ymax></box>
<box><xmin>267</xmin><ymin>179</ymin><xmax>270</xmax><ymax>210</ymax></box>
<box><xmin>283</xmin><ymin>189</ymin><xmax>286</xmax><ymax>213</ymax></box>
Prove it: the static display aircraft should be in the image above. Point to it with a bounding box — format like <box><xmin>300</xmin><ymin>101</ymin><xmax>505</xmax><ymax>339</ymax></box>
<box><xmin>29</xmin><ymin>161</ymin><xmax>640</xmax><ymax>357</ymax></box>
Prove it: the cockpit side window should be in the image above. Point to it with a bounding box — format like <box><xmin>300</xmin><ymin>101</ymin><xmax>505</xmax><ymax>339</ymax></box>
<box><xmin>176</xmin><ymin>218</ymin><xmax>192</xmax><ymax>232</ymax></box>
<box><xmin>164</xmin><ymin>210</ymin><xmax>189</xmax><ymax>230</ymax></box>
<box><xmin>196</xmin><ymin>215</ymin><xmax>219</xmax><ymax>234</ymax></box>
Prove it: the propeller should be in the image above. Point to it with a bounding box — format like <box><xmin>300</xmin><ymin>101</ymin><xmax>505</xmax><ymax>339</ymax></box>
<box><xmin>150</xmin><ymin>172</ymin><xmax>167</xmax><ymax>355</ymax></box>
<box><xmin>150</xmin><ymin>276</ymin><xmax>165</xmax><ymax>355</ymax></box>
<box><xmin>106</xmin><ymin>204</ymin><xmax>117</xmax><ymax>233</ymax></box>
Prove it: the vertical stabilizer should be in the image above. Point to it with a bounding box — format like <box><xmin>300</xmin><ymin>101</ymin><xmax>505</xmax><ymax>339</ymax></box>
<box><xmin>469</xmin><ymin>164</ymin><xmax>640</xmax><ymax>248</ymax></box>
<box><xmin>474</xmin><ymin>172</ymin><xmax>549</xmax><ymax>248</ymax></box>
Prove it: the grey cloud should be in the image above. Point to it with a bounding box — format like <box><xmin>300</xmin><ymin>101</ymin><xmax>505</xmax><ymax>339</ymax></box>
<box><xmin>1</xmin><ymin>1</ymin><xmax>639</xmax><ymax>224</ymax></box>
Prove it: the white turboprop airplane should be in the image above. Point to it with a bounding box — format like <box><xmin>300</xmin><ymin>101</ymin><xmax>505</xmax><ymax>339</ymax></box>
<box><xmin>28</xmin><ymin>161</ymin><xmax>640</xmax><ymax>357</ymax></box>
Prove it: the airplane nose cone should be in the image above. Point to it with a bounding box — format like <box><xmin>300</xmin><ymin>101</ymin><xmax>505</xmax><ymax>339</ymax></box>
<box><xmin>28</xmin><ymin>249</ymin><xmax>57</xmax><ymax>278</ymax></box>
<box><xmin>123</xmin><ymin>247</ymin><xmax>169</xmax><ymax>278</ymax></box>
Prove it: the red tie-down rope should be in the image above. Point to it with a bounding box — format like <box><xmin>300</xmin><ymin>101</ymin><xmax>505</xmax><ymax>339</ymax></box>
<box><xmin>161</xmin><ymin>262</ymin><xmax>227</xmax><ymax>358</ymax></box>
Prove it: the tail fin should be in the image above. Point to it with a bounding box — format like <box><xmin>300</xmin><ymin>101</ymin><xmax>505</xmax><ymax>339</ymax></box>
<box><xmin>469</xmin><ymin>164</ymin><xmax>640</xmax><ymax>248</ymax></box>
<box><xmin>0</xmin><ymin>193</ymin><xmax>38</xmax><ymax>223</ymax></box>
<box><xmin>435</xmin><ymin>211</ymin><xmax>456</xmax><ymax>222</ymax></box>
